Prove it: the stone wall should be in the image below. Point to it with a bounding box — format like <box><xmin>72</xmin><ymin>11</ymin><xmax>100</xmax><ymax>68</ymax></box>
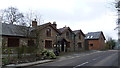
<box><xmin>2</xmin><ymin>36</ymin><xmax>8</xmax><ymax>47</ymax></box>
<box><xmin>19</xmin><ymin>38</ymin><xmax>28</xmax><ymax>46</ymax></box>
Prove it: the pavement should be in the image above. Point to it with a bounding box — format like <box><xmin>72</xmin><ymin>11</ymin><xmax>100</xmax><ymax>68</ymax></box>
<box><xmin>4</xmin><ymin>60</ymin><xmax>53</xmax><ymax>67</ymax></box>
<box><xmin>3</xmin><ymin>50</ymin><xmax>100</xmax><ymax>68</ymax></box>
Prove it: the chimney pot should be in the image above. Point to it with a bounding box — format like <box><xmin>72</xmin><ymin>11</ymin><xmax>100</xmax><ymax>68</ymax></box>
<box><xmin>52</xmin><ymin>21</ymin><xmax>57</xmax><ymax>28</ymax></box>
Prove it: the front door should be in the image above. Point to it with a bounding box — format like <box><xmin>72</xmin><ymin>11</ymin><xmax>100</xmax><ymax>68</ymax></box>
<box><xmin>78</xmin><ymin>43</ymin><xmax>82</xmax><ymax>48</ymax></box>
<box><xmin>61</xmin><ymin>41</ymin><xmax>65</xmax><ymax>51</ymax></box>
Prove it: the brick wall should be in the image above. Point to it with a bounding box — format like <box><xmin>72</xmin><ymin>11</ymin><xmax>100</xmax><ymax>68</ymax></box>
<box><xmin>88</xmin><ymin>36</ymin><xmax>105</xmax><ymax>50</ymax></box>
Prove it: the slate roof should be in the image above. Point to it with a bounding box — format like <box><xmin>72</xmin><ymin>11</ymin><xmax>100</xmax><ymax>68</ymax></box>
<box><xmin>58</xmin><ymin>27</ymin><xmax>72</xmax><ymax>33</ymax></box>
<box><xmin>1</xmin><ymin>22</ymin><xmax>61</xmax><ymax>38</ymax></box>
<box><xmin>73</xmin><ymin>30</ymin><xmax>79</xmax><ymax>34</ymax></box>
<box><xmin>58</xmin><ymin>27</ymin><xmax>67</xmax><ymax>33</ymax></box>
<box><xmin>37</xmin><ymin>22</ymin><xmax>61</xmax><ymax>34</ymax></box>
<box><xmin>1</xmin><ymin>23</ymin><xmax>35</xmax><ymax>37</ymax></box>
<box><xmin>73</xmin><ymin>30</ymin><xmax>85</xmax><ymax>37</ymax></box>
<box><xmin>85</xmin><ymin>31</ymin><xmax>106</xmax><ymax>40</ymax></box>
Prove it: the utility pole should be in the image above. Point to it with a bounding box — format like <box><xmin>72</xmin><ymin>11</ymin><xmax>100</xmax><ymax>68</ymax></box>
<box><xmin>118</xmin><ymin>1</ymin><xmax>120</xmax><ymax>49</ymax></box>
<box><xmin>116</xmin><ymin>0</ymin><xmax>120</xmax><ymax>49</ymax></box>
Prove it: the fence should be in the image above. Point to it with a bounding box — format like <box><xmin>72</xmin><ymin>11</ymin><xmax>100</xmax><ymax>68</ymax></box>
<box><xmin>2</xmin><ymin>46</ymin><xmax>40</xmax><ymax>65</ymax></box>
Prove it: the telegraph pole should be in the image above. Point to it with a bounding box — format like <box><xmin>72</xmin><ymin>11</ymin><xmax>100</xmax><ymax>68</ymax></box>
<box><xmin>116</xmin><ymin>0</ymin><xmax>120</xmax><ymax>49</ymax></box>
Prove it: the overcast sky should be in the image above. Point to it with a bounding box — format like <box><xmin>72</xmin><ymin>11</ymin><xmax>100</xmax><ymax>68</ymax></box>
<box><xmin>0</xmin><ymin>0</ymin><xmax>118</xmax><ymax>40</ymax></box>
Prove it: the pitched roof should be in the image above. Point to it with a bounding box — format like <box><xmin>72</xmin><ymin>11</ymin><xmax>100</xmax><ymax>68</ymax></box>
<box><xmin>58</xmin><ymin>27</ymin><xmax>72</xmax><ymax>33</ymax></box>
<box><xmin>1</xmin><ymin>23</ymin><xmax>35</xmax><ymax>37</ymax></box>
<box><xmin>37</xmin><ymin>22</ymin><xmax>61</xmax><ymax>34</ymax></box>
<box><xmin>1</xmin><ymin>22</ymin><xmax>61</xmax><ymax>37</ymax></box>
<box><xmin>73</xmin><ymin>30</ymin><xmax>85</xmax><ymax>37</ymax></box>
<box><xmin>85</xmin><ymin>31</ymin><xmax>106</xmax><ymax>40</ymax></box>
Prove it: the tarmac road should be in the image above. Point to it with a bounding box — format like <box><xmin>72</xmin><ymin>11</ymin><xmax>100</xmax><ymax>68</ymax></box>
<box><xmin>26</xmin><ymin>50</ymin><xmax>119</xmax><ymax>68</ymax></box>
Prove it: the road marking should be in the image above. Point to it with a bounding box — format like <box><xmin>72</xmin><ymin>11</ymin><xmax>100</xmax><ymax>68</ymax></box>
<box><xmin>73</xmin><ymin>62</ymin><xmax>89</xmax><ymax>68</ymax></box>
<box><xmin>76</xmin><ymin>56</ymin><xmax>80</xmax><ymax>57</ymax></box>
<box><xmin>92</xmin><ymin>59</ymin><xmax>96</xmax><ymax>60</ymax></box>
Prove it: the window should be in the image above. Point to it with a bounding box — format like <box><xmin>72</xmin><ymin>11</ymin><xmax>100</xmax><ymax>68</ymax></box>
<box><xmin>8</xmin><ymin>38</ymin><xmax>19</xmax><ymax>47</ymax></box>
<box><xmin>79</xmin><ymin>34</ymin><xmax>81</xmax><ymax>39</ymax></box>
<box><xmin>28</xmin><ymin>40</ymin><xmax>34</xmax><ymax>46</ymax></box>
<box><xmin>46</xmin><ymin>28</ymin><xmax>51</xmax><ymax>37</ymax></box>
<box><xmin>90</xmin><ymin>36</ymin><xmax>93</xmax><ymax>38</ymax></box>
<box><xmin>90</xmin><ymin>44</ymin><xmax>94</xmax><ymax>47</ymax></box>
<box><xmin>87</xmin><ymin>36</ymin><xmax>90</xmax><ymax>38</ymax></box>
<box><xmin>78</xmin><ymin>43</ymin><xmax>82</xmax><ymax>48</ymax></box>
<box><xmin>66</xmin><ymin>32</ymin><xmax>69</xmax><ymax>38</ymax></box>
<box><xmin>45</xmin><ymin>40</ymin><xmax>52</xmax><ymax>48</ymax></box>
<box><xmin>66</xmin><ymin>42</ymin><xmax>70</xmax><ymax>48</ymax></box>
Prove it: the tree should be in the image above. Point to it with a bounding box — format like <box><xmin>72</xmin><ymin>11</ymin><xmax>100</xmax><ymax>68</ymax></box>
<box><xmin>0</xmin><ymin>7</ymin><xmax>25</xmax><ymax>25</ymax></box>
<box><xmin>24</xmin><ymin>10</ymin><xmax>44</xmax><ymax>27</ymax></box>
<box><xmin>106</xmin><ymin>37</ymin><xmax>116</xmax><ymax>49</ymax></box>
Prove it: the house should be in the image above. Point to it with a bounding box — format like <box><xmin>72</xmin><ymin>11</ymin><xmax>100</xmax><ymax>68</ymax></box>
<box><xmin>1</xmin><ymin>23</ymin><xmax>36</xmax><ymax>48</ymax></box>
<box><xmin>73</xmin><ymin>30</ymin><xmax>86</xmax><ymax>51</ymax></box>
<box><xmin>58</xmin><ymin>26</ymin><xmax>74</xmax><ymax>52</ymax></box>
<box><xmin>34</xmin><ymin>21</ymin><xmax>61</xmax><ymax>50</ymax></box>
<box><xmin>1</xmin><ymin>19</ymin><xmax>61</xmax><ymax>48</ymax></box>
<box><xmin>85</xmin><ymin>31</ymin><xmax>106</xmax><ymax>50</ymax></box>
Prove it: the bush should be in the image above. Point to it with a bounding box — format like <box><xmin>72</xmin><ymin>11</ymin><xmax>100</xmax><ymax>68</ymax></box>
<box><xmin>41</xmin><ymin>49</ymin><xmax>56</xmax><ymax>59</ymax></box>
<box><xmin>2</xmin><ymin>58</ymin><xmax>9</xmax><ymax>65</ymax></box>
<box><xmin>48</xmin><ymin>51</ymin><xmax>56</xmax><ymax>59</ymax></box>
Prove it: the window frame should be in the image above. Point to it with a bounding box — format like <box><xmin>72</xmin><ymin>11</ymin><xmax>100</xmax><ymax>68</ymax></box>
<box><xmin>66</xmin><ymin>32</ymin><xmax>69</xmax><ymax>39</ymax></box>
<box><xmin>90</xmin><ymin>44</ymin><xmax>94</xmax><ymax>47</ymax></box>
<box><xmin>45</xmin><ymin>40</ymin><xmax>52</xmax><ymax>48</ymax></box>
<box><xmin>79</xmin><ymin>33</ymin><xmax>81</xmax><ymax>40</ymax></box>
<box><xmin>46</xmin><ymin>28</ymin><xmax>52</xmax><ymax>37</ymax></box>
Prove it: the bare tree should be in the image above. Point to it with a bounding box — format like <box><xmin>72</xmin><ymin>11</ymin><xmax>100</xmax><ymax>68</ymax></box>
<box><xmin>0</xmin><ymin>7</ymin><xmax>25</xmax><ymax>25</ymax></box>
<box><xmin>24</xmin><ymin>10</ymin><xmax>44</xmax><ymax>27</ymax></box>
<box><xmin>0</xmin><ymin>10</ymin><xmax>5</xmax><ymax>23</ymax></box>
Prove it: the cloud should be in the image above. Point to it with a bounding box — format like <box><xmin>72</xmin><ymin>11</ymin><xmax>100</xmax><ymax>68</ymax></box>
<box><xmin>0</xmin><ymin>0</ymin><xmax>117</xmax><ymax>39</ymax></box>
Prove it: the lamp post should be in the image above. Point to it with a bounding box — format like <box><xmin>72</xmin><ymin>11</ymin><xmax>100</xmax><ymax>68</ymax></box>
<box><xmin>55</xmin><ymin>34</ymin><xmax>58</xmax><ymax>51</ymax></box>
<box><xmin>56</xmin><ymin>34</ymin><xmax>58</xmax><ymax>48</ymax></box>
<box><xmin>118</xmin><ymin>23</ymin><xmax>120</xmax><ymax>49</ymax></box>
<box><xmin>116</xmin><ymin>1</ymin><xmax>120</xmax><ymax>49</ymax></box>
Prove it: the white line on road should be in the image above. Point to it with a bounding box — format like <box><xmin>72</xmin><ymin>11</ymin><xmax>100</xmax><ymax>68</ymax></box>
<box><xmin>73</xmin><ymin>62</ymin><xmax>89</xmax><ymax>68</ymax></box>
<box><xmin>92</xmin><ymin>59</ymin><xmax>96</xmax><ymax>60</ymax></box>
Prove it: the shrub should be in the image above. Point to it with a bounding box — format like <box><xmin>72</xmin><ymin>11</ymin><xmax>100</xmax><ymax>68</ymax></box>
<box><xmin>48</xmin><ymin>51</ymin><xmax>56</xmax><ymax>59</ymax></box>
<box><xmin>2</xmin><ymin>58</ymin><xmax>9</xmax><ymax>65</ymax></box>
<box><xmin>41</xmin><ymin>49</ymin><xmax>56</xmax><ymax>59</ymax></box>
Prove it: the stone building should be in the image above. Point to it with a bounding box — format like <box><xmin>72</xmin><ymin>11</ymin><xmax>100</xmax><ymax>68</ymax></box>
<box><xmin>1</xmin><ymin>20</ymin><xmax>88</xmax><ymax>52</ymax></box>
<box><xmin>73</xmin><ymin>30</ymin><xmax>86</xmax><ymax>51</ymax></box>
<box><xmin>34</xmin><ymin>22</ymin><xmax>61</xmax><ymax>50</ymax></box>
<box><xmin>1</xmin><ymin>23</ymin><xmax>36</xmax><ymax>47</ymax></box>
<box><xmin>58</xmin><ymin>26</ymin><xmax>74</xmax><ymax>52</ymax></box>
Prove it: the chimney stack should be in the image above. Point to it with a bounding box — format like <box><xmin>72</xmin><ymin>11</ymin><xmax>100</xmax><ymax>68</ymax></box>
<box><xmin>52</xmin><ymin>21</ymin><xmax>57</xmax><ymax>28</ymax></box>
<box><xmin>32</xmin><ymin>19</ymin><xmax>37</xmax><ymax>27</ymax></box>
<box><xmin>64</xmin><ymin>25</ymin><xmax>66</xmax><ymax>28</ymax></box>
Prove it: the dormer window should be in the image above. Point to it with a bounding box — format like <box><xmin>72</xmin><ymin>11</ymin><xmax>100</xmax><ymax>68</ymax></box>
<box><xmin>46</xmin><ymin>28</ymin><xmax>51</xmax><ymax>37</ymax></box>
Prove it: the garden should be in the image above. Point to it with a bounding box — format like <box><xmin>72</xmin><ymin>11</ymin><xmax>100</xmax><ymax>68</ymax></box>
<box><xmin>2</xmin><ymin>46</ymin><xmax>57</xmax><ymax>66</ymax></box>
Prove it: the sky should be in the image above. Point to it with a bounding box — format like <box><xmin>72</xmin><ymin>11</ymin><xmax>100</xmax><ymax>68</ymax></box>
<box><xmin>0</xmin><ymin>0</ymin><xmax>118</xmax><ymax>40</ymax></box>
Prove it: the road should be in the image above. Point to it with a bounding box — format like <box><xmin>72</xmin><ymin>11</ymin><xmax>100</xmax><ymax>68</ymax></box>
<box><xmin>26</xmin><ymin>50</ymin><xmax>119</xmax><ymax>68</ymax></box>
